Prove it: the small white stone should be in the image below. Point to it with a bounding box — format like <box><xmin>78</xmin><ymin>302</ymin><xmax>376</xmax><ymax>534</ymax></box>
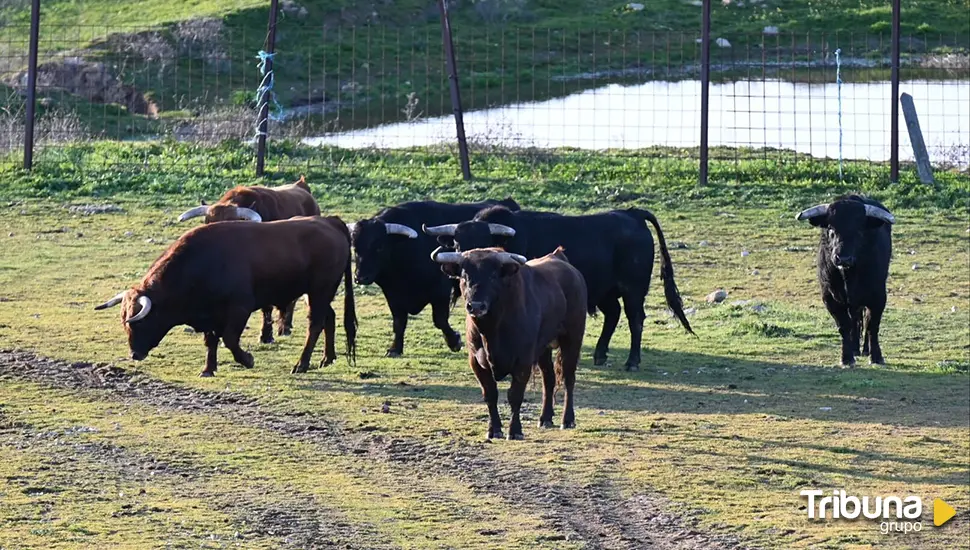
<box><xmin>741</xmin><ymin>250</ymin><xmax>750</xmax><ymax>257</ymax></box>
<box><xmin>763</xmin><ymin>26</ymin><xmax>779</xmax><ymax>35</ymax></box>
<box><xmin>627</xmin><ymin>2</ymin><xmax>645</xmax><ymax>10</ymax></box>
<box><xmin>716</xmin><ymin>38</ymin><xmax>732</xmax><ymax>48</ymax></box>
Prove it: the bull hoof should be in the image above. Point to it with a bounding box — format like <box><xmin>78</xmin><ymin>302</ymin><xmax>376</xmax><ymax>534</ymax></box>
<box><xmin>291</xmin><ymin>364</ymin><xmax>309</xmax><ymax>374</ymax></box>
<box><xmin>507</xmin><ymin>432</ymin><xmax>525</xmax><ymax>441</ymax></box>
<box><xmin>260</xmin><ymin>336</ymin><xmax>275</xmax><ymax>345</ymax></box>
<box><xmin>560</xmin><ymin>421</ymin><xmax>576</xmax><ymax>430</ymax></box>
<box><xmin>237</xmin><ymin>353</ymin><xmax>255</xmax><ymax>369</ymax></box>
<box><xmin>870</xmin><ymin>356</ymin><xmax>885</xmax><ymax>365</ymax></box>
<box><xmin>385</xmin><ymin>349</ymin><xmax>403</xmax><ymax>358</ymax></box>
<box><xmin>448</xmin><ymin>336</ymin><xmax>463</xmax><ymax>353</ymax></box>
<box><xmin>199</xmin><ymin>370</ymin><xmax>216</xmax><ymax>378</ymax></box>
<box><xmin>840</xmin><ymin>360</ymin><xmax>856</xmax><ymax>368</ymax></box>
<box><xmin>278</xmin><ymin>328</ymin><xmax>293</xmax><ymax>337</ymax></box>
<box><xmin>538</xmin><ymin>420</ymin><xmax>555</xmax><ymax>429</ymax></box>
<box><xmin>624</xmin><ymin>363</ymin><xmax>640</xmax><ymax>372</ymax></box>
<box><xmin>593</xmin><ymin>354</ymin><xmax>608</xmax><ymax>366</ymax></box>
<box><xmin>486</xmin><ymin>429</ymin><xmax>504</xmax><ymax>440</ymax></box>
<box><xmin>320</xmin><ymin>356</ymin><xmax>336</xmax><ymax>368</ymax></box>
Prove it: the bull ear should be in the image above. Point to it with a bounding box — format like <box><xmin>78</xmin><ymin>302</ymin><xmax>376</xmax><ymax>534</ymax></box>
<box><xmin>436</xmin><ymin>235</ymin><xmax>456</xmax><ymax>248</ymax></box>
<box><xmin>440</xmin><ymin>263</ymin><xmax>461</xmax><ymax>279</ymax></box>
<box><xmin>500</xmin><ymin>263</ymin><xmax>520</xmax><ymax>278</ymax></box>
<box><xmin>808</xmin><ymin>216</ymin><xmax>828</xmax><ymax>228</ymax></box>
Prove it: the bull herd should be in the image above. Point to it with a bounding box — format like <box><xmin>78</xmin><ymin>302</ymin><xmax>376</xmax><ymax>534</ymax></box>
<box><xmin>94</xmin><ymin>177</ymin><xmax>896</xmax><ymax>439</ymax></box>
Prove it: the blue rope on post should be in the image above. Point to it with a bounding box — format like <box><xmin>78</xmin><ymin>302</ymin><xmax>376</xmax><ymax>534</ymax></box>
<box><xmin>834</xmin><ymin>48</ymin><xmax>843</xmax><ymax>181</ymax></box>
<box><xmin>252</xmin><ymin>50</ymin><xmax>284</xmax><ymax>143</ymax></box>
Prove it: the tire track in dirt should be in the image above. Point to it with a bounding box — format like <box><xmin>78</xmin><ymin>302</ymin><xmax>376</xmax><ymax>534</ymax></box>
<box><xmin>0</xmin><ymin>349</ymin><xmax>752</xmax><ymax>550</ymax></box>
<box><xmin>0</xmin><ymin>401</ymin><xmax>388</xmax><ymax>549</ymax></box>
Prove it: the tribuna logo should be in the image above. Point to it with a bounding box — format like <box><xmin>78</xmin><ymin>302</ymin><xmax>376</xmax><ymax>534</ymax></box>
<box><xmin>801</xmin><ymin>490</ymin><xmax>924</xmax><ymax>534</ymax></box>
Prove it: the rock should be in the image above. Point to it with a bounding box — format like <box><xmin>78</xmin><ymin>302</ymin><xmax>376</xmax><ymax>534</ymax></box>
<box><xmin>706</xmin><ymin>289</ymin><xmax>728</xmax><ymax>303</ymax></box>
<box><xmin>144</xmin><ymin>238</ymin><xmax>155</xmax><ymax>244</ymax></box>
<box><xmin>699</xmin><ymin>240</ymin><xmax>710</xmax><ymax>247</ymax></box>
<box><xmin>626</xmin><ymin>2</ymin><xmax>645</xmax><ymax>10</ymax></box>
<box><xmin>751</xmin><ymin>269</ymin><xmax>760</xmax><ymax>275</ymax></box>
<box><xmin>730</xmin><ymin>300</ymin><xmax>753</xmax><ymax>306</ymax></box>
<box><xmin>819</xmin><ymin>407</ymin><xmax>832</xmax><ymax>411</ymax></box>
<box><xmin>951</xmin><ymin>306</ymin><xmax>957</xmax><ymax>313</ymax></box>
<box><xmin>381</xmin><ymin>402</ymin><xmax>391</xmax><ymax>414</ymax></box>
<box><xmin>8</xmin><ymin>59</ymin><xmax>156</xmax><ymax>116</ymax></box>
<box><xmin>716</xmin><ymin>38</ymin><xmax>731</xmax><ymax>48</ymax></box>
<box><xmin>184</xmin><ymin>327</ymin><xmax>196</xmax><ymax>333</ymax></box>
<box><xmin>741</xmin><ymin>250</ymin><xmax>750</xmax><ymax>257</ymax></box>
<box><xmin>7</xmin><ymin>233</ymin><xmax>13</xmax><ymax>237</ymax></box>
<box><xmin>124</xmin><ymin>231</ymin><xmax>134</xmax><ymax>238</ymax></box>
<box><xmin>68</xmin><ymin>204</ymin><xmax>122</xmax><ymax>215</ymax></box>
<box><xmin>752</xmin><ymin>304</ymin><xmax>767</xmax><ymax>313</ymax></box>
<box><xmin>763</xmin><ymin>26</ymin><xmax>779</xmax><ymax>35</ymax></box>
<box><xmin>912</xmin><ymin>263</ymin><xmax>919</xmax><ymax>271</ymax></box>
<box><xmin>684</xmin><ymin>307</ymin><xmax>698</xmax><ymax>316</ymax></box>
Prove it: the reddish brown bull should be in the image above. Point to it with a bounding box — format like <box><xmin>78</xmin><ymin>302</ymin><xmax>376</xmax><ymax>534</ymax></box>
<box><xmin>177</xmin><ymin>175</ymin><xmax>321</xmax><ymax>342</ymax></box>
<box><xmin>94</xmin><ymin>216</ymin><xmax>356</xmax><ymax>377</ymax></box>
<box><xmin>433</xmin><ymin>246</ymin><xmax>587</xmax><ymax>440</ymax></box>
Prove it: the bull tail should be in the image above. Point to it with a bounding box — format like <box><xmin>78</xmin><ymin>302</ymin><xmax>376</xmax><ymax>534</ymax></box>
<box><xmin>337</xmin><ymin>220</ymin><xmax>358</xmax><ymax>366</ymax></box>
<box><xmin>627</xmin><ymin>208</ymin><xmax>696</xmax><ymax>336</ymax></box>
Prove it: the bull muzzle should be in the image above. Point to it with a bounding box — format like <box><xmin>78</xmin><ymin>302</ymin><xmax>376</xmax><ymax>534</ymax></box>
<box><xmin>466</xmin><ymin>301</ymin><xmax>489</xmax><ymax>318</ymax></box>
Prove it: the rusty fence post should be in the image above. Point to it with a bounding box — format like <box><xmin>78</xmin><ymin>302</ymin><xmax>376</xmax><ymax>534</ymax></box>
<box><xmin>438</xmin><ymin>0</ymin><xmax>473</xmax><ymax>181</ymax></box>
<box><xmin>255</xmin><ymin>0</ymin><xmax>280</xmax><ymax>177</ymax></box>
<box><xmin>698</xmin><ymin>0</ymin><xmax>711</xmax><ymax>186</ymax></box>
<box><xmin>890</xmin><ymin>0</ymin><xmax>901</xmax><ymax>183</ymax></box>
<box><xmin>23</xmin><ymin>0</ymin><xmax>41</xmax><ymax>171</ymax></box>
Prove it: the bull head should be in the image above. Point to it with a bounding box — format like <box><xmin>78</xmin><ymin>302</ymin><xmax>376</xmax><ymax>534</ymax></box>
<box><xmin>350</xmin><ymin>220</ymin><xmax>419</xmax><ymax>285</ymax></box>
<box><xmin>94</xmin><ymin>292</ymin><xmax>152</xmax><ymax>324</ymax></box>
<box><xmin>796</xmin><ymin>199</ymin><xmax>895</xmax><ymax>270</ymax></box>
<box><xmin>432</xmin><ymin>246</ymin><xmax>527</xmax><ymax>318</ymax></box>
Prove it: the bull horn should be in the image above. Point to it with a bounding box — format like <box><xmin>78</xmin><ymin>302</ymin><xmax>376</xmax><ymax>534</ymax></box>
<box><xmin>94</xmin><ymin>291</ymin><xmax>126</xmax><ymax>310</ymax></box>
<box><xmin>795</xmin><ymin>204</ymin><xmax>829</xmax><ymax>221</ymax></box>
<box><xmin>496</xmin><ymin>252</ymin><xmax>527</xmax><ymax>265</ymax></box>
<box><xmin>127</xmin><ymin>295</ymin><xmax>152</xmax><ymax>324</ymax></box>
<box><xmin>177</xmin><ymin>205</ymin><xmax>207</xmax><ymax>222</ymax></box>
<box><xmin>864</xmin><ymin>204</ymin><xmax>895</xmax><ymax>225</ymax></box>
<box><xmin>235</xmin><ymin>207</ymin><xmax>262</xmax><ymax>222</ymax></box>
<box><xmin>488</xmin><ymin>223</ymin><xmax>516</xmax><ymax>237</ymax></box>
<box><xmin>385</xmin><ymin>223</ymin><xmax>418</xmax><ymax>238</ymax></box>
<box><xmin>430</xmin><ymin>246</ymin><xmax>462</xmax><ymax>264</ymax></box>
<box><xmin>422</xmin><ymin>223</ymin><xmax>458</xmax><ymax>237</ymax></box>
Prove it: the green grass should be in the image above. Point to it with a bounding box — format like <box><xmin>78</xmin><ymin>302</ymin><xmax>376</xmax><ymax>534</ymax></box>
<box><xmin>1</xmin><ymin>0</ymin><xmax>968</xmax><ymax>132</ymax></box>
<box><xmin>0</xmin><ymin>143</ymin><xmax>968</xmax><ymax>548</ymax></box>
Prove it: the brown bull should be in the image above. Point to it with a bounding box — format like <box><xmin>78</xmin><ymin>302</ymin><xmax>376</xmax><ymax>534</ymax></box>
<box><xmin>177</xmin><ymin>175</ymin><xmax>321</xmax><ymax>342</ymax></box>
<box><xmin>434</xmin><ymin>246</ymin><xmax>587</xmax><ymax>440</ymax></box>
<box><xmin>95</xmin><ymin>216</ymin><xmax>356</xmax><ymax>377</ymax></box>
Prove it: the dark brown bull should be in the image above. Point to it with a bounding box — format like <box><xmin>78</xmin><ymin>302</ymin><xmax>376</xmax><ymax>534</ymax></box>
<box><xmin>434</xmin><ymin>246</ymin><xmax>587</xmax><ymax>440</ymax></box>
<box><xmin>177</xmin><ymin>175</ymin><xmax>321</xmax><ymax>342</ymax></box>
<box><xmin>94</xmin><ymin>216</ymin><xmax>356</xmax><ymax>377</ymax></box>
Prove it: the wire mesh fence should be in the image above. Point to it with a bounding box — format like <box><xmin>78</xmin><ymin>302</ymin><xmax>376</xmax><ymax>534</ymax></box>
<box><xmin>1</xmin><ymin>18</ymin><xmax>968</xmax><ymax>183</ymax></box>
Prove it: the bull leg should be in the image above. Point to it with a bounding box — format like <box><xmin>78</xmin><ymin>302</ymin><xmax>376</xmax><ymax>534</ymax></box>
<box><xmin>320</xmin><ymin>304</ymin><xmax>338</xmax><ymax>368</ymax></box>
<box><xmin>431</xmin><ymin>296</ymin><xmax>462</xmax><ymax>352</ymax></box>
<box><xmin>259</xmin><ymin>306</ymin><xmax>275</xmax><ymax>344</ymax></box>
<box><xmin>593</xmin><ymin>296</ymin><xmax>621</xmax><ymax>366</ymax></box>
<box><xmin>201</xmin><ymin>331</ymin><xmax>220</xmax><ymax>377</ymax></box>
<box><xmin>507</xmin><ymin>371</ymin><xmax>530</xmax><ymax>440</ymax></box>
<box><xmin>293</xmin><ymin>294</ymin><xmax>327</xmax><ymax>374</ymax></box>
<box><xmin>386</xmin><ymin>308</ymin><xmax>408</xmax><ymax>358</ymax></box>
<box><xmin>470</xmin><ymin>355</ymin><xmax>503</xmax><ymax>440</ymax></box>
<box><xmin>622</xmin><ymin>293</ymin><xmax>647</xmax><ymax>371</ymax></box>
<box><xmin>861</xmin><ymin>309</ymin><xmax>871</xmax><ymax>356</ymax></box>
<box><xmin>277</xmin><ymin>300</ymin><xmax>296</xmax><ymax>337</ymax></box>
<box><xmin>221</xmin><ymin>309</ymin><xmax>255</xmax><ymax>370</ymax></box>
<box><xmin>536</xmin><ymin>349</ymin><xmax>556</xmax><ymax>428</ymax></box>
<box><xmin>823</xmin><ymin>295</ymin><xmax>855</xmax><ymax>367</ymax></box>
<box><xmin>849</xmin><ymin>306</ymin><xmax>864</xmax><ymax>357</ymax></box>
<box><xmin>558</xmin><ymin>338</ymin><xmax>581</xmax><ymax>429</ymax></box>
<box><xmin>866</xmin><ymin>298</ymin><xmax>887</xmax><ymax>365</ymax></box>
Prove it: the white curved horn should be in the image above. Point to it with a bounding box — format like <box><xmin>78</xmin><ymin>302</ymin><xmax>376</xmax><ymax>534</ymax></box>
<box><xmin>795</xmin><ymin>204</ymin><xmax>829</xmax><ymax>221</ymax></box>
<box><xmin>488</xmin><ymin>223</ymin><xmax>516</xmax><ymax>237</ymax></box>
<box><xmin>864</xmin><ymin>204</ymin><xmax>895</xmax><ymax>225</ymax></box>
<box><xmin>496</xmin><ymin>252</ymin><xmax>527</xmax><ymax>265</ymax></box>
<box><xmin>385</xmin><ymin>223</ymin><xmax>418</xmax><ymax>238</ymax></box>
<box><xmin>431</xmin><ymin>246</ymin><xmax>462</xmax><ymax>264</ymax></box>
<box><xmin>94</xmin><ymin>291</ymin><xmax>126</xmax><ymax>310</ymax></box>
<box><xmin>235</xmin><ymin>207</ymin><xmax>262</xmax><ymax>222</ymax></box>
<box><xmin>127</xmin><ymin>295</ymin><xmax>152</xmax><ymax>324</ymax></box>
<box><xmin>177</xmin><ymin>205</ymin><xmax>207</xmax><ymax>222</ymax></box>
<box><xmin>422</xmin><ymin>223</ymin><xmax>458</xmax><ymax>236</ymax></box>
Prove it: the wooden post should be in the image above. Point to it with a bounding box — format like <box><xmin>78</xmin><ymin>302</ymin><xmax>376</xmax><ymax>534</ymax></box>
<box><xmin>889</xmin><ymin>0</ymin><xmax>901</xmax><ymax>182</ymax></box>
<box><xmin>698</xmin><ymin>0</ymin><xmax>711</xmax><ymax>186</ymax></box>
<box><xmin>899</xmin><ymin>93</ymin><xmax>935</xmax><ymax>184</ymax></box>
<box><xmin>438</xmin><ymin>0</ymin><xmax>472</xmax><ymax>181</ymax></box>
<box><xmin>23</xmin><ymin>0</ymin><xmax>41</xmax><ymax>171</ymax></box>
<box><xmin>255</xmin><ymin>0</ymin><xmax>279</xmax><ymax>177</ymax></box>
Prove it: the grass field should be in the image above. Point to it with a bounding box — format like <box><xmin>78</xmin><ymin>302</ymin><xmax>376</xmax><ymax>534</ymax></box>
<box><xmin>0</xmin><ymin>142</ymin><xmax>968</xmax><ymax>548</ymax></box>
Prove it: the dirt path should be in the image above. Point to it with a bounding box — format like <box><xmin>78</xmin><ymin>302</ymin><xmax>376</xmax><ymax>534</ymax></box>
<box><xmin>0</xmin><ymin>349</ymin><xmax>751</xmax><ymax>550</ymax></box>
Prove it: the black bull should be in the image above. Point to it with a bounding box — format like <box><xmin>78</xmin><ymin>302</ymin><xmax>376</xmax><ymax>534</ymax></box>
<box><xmin>424</xmin><ymin>205</ymin><xmax>695</xmax><ymax>370</ymax></box>
<box><xmin>350</xmin><ymin>198</ymin><xmax>520</xmax><ymax>357</ymax></box>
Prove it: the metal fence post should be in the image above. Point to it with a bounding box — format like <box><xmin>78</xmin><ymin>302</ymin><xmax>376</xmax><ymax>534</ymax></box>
<box><xmin>890</xmin><ymin>0</ymin><xmax>901</xmax><ymax>183</ymax></box>
<box><xmin>23</xmin><ymin>0</ymin><xmax>41</xmax><ymax>171</ymax></box>
<box><xmin>698</xmin><ymin>0</ymin><xmax>711</xmax><ymax>186</ymax></box>
<box><xmin>255</xmin><ymin>0</ymin><xmax>280</xmax><ymax>177</ymax></box>
<box><xmin>438</xmin><ymin>0</ymin><xmax>473</xmax><ymax>181</ymax></box>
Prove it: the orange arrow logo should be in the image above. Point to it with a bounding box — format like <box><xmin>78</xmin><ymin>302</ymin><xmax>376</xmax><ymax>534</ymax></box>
<box><xmin>934</xmin><ymin>498</ymin><xmax>956</xmax><ymax>527</ymax></box>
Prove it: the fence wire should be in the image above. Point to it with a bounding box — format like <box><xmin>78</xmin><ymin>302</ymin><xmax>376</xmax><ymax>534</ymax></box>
<box><xmin>0</xmin><ymin>22</ymin><xmax>968</xmax><ymax>181</ymax></box>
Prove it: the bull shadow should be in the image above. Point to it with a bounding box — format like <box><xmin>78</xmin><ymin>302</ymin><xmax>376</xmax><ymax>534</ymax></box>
<box><xmin>321</xmin><ymin>347</ymin><xmax>969</xmax><ymax>430</ymax></box>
